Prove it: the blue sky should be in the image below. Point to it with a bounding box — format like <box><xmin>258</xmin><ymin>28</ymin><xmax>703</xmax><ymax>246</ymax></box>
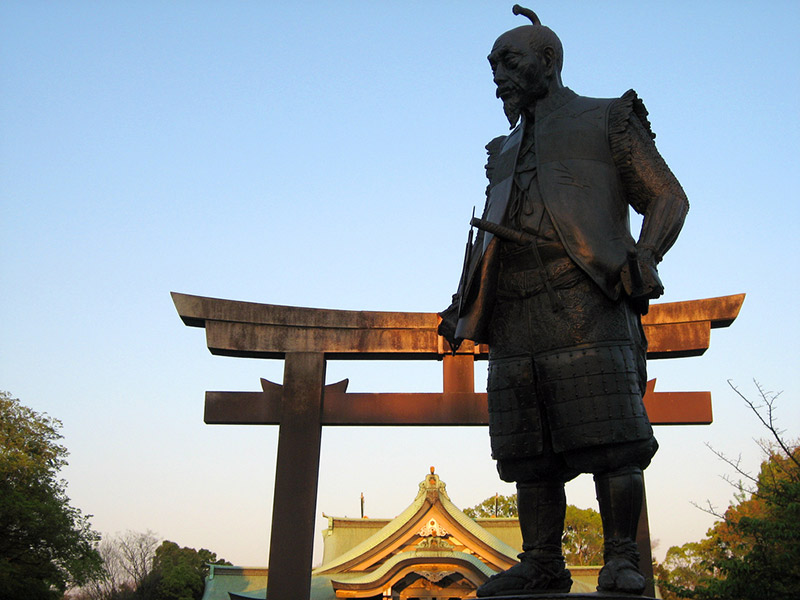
<box><xmin>2</xmin><ymin>1</ymin><xmax>799</xmax><ymax>567</ymax></box>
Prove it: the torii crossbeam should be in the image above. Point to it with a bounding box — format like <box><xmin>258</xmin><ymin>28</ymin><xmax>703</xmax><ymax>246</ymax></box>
<box><xmin>172</xmin><ymin>292</ymin><xmax>744</xmax><ymax>600</ymax></box>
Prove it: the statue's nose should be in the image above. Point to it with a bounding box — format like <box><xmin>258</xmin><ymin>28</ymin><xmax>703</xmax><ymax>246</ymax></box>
<box><xmin>493</xmin><ymin>64</ymin><xmax>509</xmax><ymax>86</ymax></box>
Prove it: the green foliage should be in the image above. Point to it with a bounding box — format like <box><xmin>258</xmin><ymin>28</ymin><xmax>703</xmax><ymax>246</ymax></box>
<box><xmin>563</xmin><ymin>505</ymin><xmax>603</xmax><ymax>566</ymax></box>
<box><xmin>75</xmin><ymin>534</ymin><xmax>229</xmax><ymax>600</ymax></box>
<box><xmin>463</xmin><ymin>494</ymin><xmax>517</xmax><ymax>518</ymax></box>
<box><xmin>463</xmin><ymin>493</ymin><xmax>604</xmax><ymax>565</ymax></box>
<box><xmin>0</xmin><ymin>391</ymin><xmax>102</xmax><ymax>600</ymax></box>
<box><xmin>656</xmin><ymin>382</ymin><xmax>800</xmax><ymax>600</ymax></box>
<box><xmin>654</xmin><ymin>540</ymin><xmax>715</xmax><ymax>599</ymax></box>
<box><xmin>136</xmin><ymin>541</ymin><xmax>230</xmax><ymax>600</ymax></box>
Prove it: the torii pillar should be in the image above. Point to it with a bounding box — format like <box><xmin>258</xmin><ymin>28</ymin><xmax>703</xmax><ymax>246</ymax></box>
<box><xmin>172</xmin><ymin>292</ymin><xmax>744</xmax><ymax>600</ymax></box>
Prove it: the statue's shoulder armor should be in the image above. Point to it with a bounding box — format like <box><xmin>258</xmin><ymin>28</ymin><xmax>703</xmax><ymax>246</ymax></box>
<box><xmin>555</xmin><ymin>92</ymin><xmax>652</xmax><ymax>134</ymax></box>
<box><xmin>612</xmin><ymin>89</ymin><xmax>655</xmax><ymax>139</ymax></box>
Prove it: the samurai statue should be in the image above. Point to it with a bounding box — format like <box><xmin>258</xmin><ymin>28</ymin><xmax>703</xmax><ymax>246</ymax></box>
<box><xmin>439</xmin><ymin>5</ymin><xmax>688</xmax><ymax>596</ymax></box>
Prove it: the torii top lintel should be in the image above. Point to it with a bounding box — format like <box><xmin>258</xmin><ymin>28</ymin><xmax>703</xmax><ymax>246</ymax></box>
<box><xmin>171</xmin><ymin>291</ymin><xmax>744</xmax><ymax>361</ymax></box>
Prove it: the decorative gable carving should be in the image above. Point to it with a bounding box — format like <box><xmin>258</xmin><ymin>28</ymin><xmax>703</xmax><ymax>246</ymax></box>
<box><xmin>417</xmin><ymin>517</ymin><xmax>449</xmax><ymax>538</ymax></box>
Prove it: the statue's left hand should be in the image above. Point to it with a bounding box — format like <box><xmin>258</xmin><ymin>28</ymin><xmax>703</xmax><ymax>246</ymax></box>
<box><xmin>621</xmin><ymin>246</ymin><xmax>664</xmax><ymax>314</ymax></box>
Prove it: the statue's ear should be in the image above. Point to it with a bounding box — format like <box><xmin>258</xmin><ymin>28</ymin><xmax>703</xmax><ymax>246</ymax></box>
<box><xmin>542</xmin><ymin>46</ymin><xmax>557</xmax><ymax>75</ymax></box>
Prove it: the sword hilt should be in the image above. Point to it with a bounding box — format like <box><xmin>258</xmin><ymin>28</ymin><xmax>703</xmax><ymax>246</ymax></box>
<box><xmin>470</xmin><ymin>217</ymin><xmax>535</xmax><ymax>246</ymax></box>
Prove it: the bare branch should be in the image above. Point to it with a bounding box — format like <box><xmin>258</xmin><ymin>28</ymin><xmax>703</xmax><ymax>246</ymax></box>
<box><xmin>728</xmin><ymin>380</ymin><xmax>799</xmax><ymax>471</ymax></box>
<box><xmin>690</xmin><ymin>498</ymin><xmax>724</xmax><ymax>519</ymax></box>
<box><xmin>114</xmin><ymin>530</ymin><xmax>160</xmax><ymax>589</ymax></box>
<box><xmin>704</xmin><ymin>442</ymin><xmax>758</xmax><ymax>488</ymax></box>
<box><xmin>692</xmin><ymin>381</ymin><xmax>797</xmax><ymax>519</ymax></box>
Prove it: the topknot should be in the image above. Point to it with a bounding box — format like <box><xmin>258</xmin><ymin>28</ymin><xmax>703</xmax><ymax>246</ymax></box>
<box><xmin>512</xmin><ymin>5</ymin><xmax>541</xmax><ymax>26</ymax></box>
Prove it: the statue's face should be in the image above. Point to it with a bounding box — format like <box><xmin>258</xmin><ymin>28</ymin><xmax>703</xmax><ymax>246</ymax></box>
<box><xmin>488</xmin><ymin>27</ymin><xmax>549</xmax><ymax>126</ymax></box>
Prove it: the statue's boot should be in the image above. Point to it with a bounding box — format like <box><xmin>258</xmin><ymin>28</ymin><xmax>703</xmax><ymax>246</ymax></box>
<box><xmin>476</xmin><ymin>481</ymin><xmax>572</xmax><ymax>597</ymax></box>
<box><xmin>595</xmin><ymin>466</ymin><xmax>646</xmax><ymax>594</ymax></box>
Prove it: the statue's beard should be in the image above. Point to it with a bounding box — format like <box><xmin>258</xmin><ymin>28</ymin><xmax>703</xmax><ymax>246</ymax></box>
<box><xmin>499</xmin><ymin>80</ymin><xmax>549</xmax><ymax>128</ymax></box>
<box><xmin>499</xmin><ymin>86</ymin><xmax>533</xmax><ymax>128</ymax></box>
<box><xmin>503</xmin><ymin>99</ymin><xmax>522</xmax><ymax>128</ymax></box>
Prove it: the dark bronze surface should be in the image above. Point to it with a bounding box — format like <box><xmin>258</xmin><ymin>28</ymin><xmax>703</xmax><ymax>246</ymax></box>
<box><xmin>437</xmin><ymin>6</ymin><xmax>695</xmax><ymax>597</ymax></box>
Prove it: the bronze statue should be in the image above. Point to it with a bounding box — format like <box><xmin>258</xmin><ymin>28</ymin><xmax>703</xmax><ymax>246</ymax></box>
<box><xmin>439</xmin><ymin>5</ymin><xmax>688</xmax><ymax>596</ymax></box>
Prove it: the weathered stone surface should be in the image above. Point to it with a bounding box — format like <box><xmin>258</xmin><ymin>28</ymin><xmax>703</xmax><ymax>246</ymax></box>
<box><xmin>203</xmin><ymin>380</ymin><xmax>709</xmax><ymax>427</ymax></box>
<box><xmin>172</xmin><ymin>291</ymin><xmax>744</xmax><ymax>359</ymax></box>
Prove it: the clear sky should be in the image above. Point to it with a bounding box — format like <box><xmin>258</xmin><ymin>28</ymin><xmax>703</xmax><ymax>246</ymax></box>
<box><xmin>2</xmin><ymin>1</ymin><xmax>799</xmax><ymax>568</ymax></box>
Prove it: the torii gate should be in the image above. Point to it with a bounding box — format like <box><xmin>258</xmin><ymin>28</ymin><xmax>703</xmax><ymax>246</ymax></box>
<box><xmin>172</xmin><ymin>291</ymin><xmax>743</xmax><ymax>600</ymax></box>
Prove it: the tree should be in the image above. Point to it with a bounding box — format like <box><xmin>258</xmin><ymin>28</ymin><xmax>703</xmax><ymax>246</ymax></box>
<box><xmin>562</xmin><ymin>505</ymin><xmax>604</xmax><ymax>566</ymax></box>
<box><xmin>656</xmin><ymin>381</ymin><xmax>800</xmax><ymax>599</ymax></box>
<box><xmin>0</xmin><ymin>391</ymin><xmax>103</xmax><ymax>600</ymax></box>
<box><xmin>76</xmin><ymin>534</ymin><xmax>229</xmax><ymax>600</ymax></box>
<box><xmin>463</xmin><ymin>493</ymin><xmax>517</xmax><ymax>519</ymax></box>
<box><xmin>80</xmin><ymin>531</ymin><xmax>159</xmax><ymax>600</ymax></box>
<box><xmin>79</xmin><ymin>537</ymin><xmax>131</xmax><ymax>600</ymax></box>
<box><xmin>653</xmin><ymin>540</ymin><xmax>715</xmax><ymax>600</ymax></box>
<box><xmin>137</xmin><ymin>541</ymin><xmax>230</xmax><ymax>600</ymax></box>
<box><xmin>116</xmin><ymin>531</ymin><xmax>160</xmax><ymax>591</ymax></box>
<box><xmin>463</xmin><ymin>494</ymin><xmax>604</xmax><ymax>565</ymax></box>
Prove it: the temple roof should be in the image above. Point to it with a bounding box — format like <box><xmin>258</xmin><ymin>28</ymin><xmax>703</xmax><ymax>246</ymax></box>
<box><xmin>314</xmin><ymin>468</ymin><xmax>518</xmax><ymax>577</ymax></box>
<box><xmin>201</xmin><ymin>469</ymin><xmax>602</xmax><ymax>599</ymax></box>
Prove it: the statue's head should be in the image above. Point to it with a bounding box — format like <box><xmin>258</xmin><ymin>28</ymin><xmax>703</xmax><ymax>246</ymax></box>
<box><xmin>488</xmin><ymin>5</ymin><xmax>563</xmax><ymax>127</ymax></box>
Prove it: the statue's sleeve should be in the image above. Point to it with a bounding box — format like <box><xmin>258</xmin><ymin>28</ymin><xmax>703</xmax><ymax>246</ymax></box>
<box><xmin>609</xmin><ymin>90</ymin><xmax>689</xmax><ymax>264</ymax></box>
<box><xmin>438</xmin><ymin>135</ymin><xmax>506</xmax><ymax>344</ymax></box>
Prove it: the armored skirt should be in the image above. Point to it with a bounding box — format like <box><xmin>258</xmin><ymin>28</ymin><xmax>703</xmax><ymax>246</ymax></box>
<box><xmin>487</xmin><ymin>241</ymin><xmax>658</xmax><ymax>484</ymax></box>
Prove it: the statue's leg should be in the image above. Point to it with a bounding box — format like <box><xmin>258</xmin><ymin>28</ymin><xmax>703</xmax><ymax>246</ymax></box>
<box><xmin>477</xmin><ymin>480</ymin><xmax>572</xmax><ymax>597</ymax></box>
<box><xmin>517</xmin><ymin>480</ymin><xmax>573</xmax><ymax>584</ymax></box>
<box><xmin>594</xmin><ymin>466</ymin><xmax>646</xmax><ymax>594</ymax></box>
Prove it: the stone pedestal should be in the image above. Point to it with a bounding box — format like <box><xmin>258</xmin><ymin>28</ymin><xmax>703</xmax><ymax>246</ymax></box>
<box><xmin>481</xmin><ymin>594</ymin><xmax>656</xmax><ymax>600</ymax></box>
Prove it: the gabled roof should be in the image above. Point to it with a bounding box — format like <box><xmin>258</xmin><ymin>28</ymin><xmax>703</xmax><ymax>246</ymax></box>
<box><xmin>313</xmin><ymin>468</ymin><xmax>518</xmax><ymax>597</ymax></box>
